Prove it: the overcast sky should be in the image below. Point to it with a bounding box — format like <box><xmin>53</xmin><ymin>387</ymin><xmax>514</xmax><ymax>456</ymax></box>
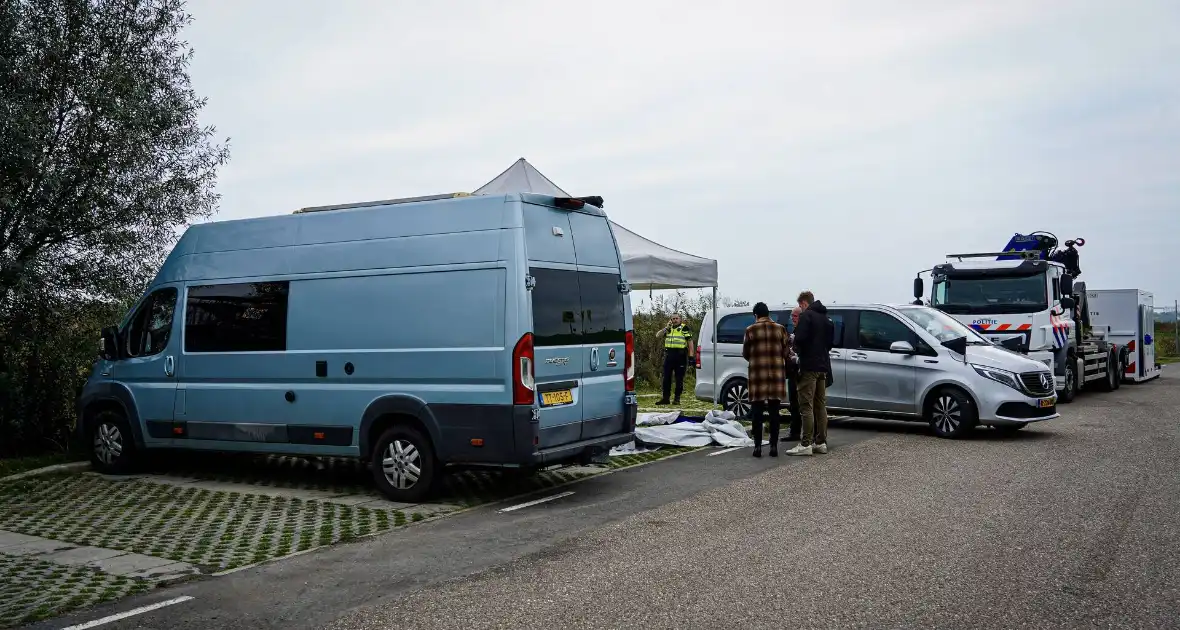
<box><xmin>184</xmin><ymin>0</ymin><xmax>1179</xmax><ymax>309</ymax></box>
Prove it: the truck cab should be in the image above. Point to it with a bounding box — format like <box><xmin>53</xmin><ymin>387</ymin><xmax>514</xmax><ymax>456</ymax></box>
<box><xmin>925</xmin><ymin>257</ymin><xmax>1072</xmax><ymax>389</ymax></box>
<box><xmin>913</xmin><ymin>232</ymin><xmax>1124</xmax><ymax>402</ymax></box>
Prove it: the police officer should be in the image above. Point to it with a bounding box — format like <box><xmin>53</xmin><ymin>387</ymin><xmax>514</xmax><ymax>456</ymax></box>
<box><xmin>655</xmin><ymin>314</ymin><xmax>694</xmax><ymax>406</ymax></box>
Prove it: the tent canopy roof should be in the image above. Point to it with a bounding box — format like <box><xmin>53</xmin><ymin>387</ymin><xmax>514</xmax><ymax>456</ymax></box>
<box><xmin>474</xmin><ymin>159</ymin><xmax>717</xmax><ymax>290</ymax></box>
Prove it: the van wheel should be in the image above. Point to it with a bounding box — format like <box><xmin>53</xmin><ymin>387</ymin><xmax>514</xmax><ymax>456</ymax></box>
<box><xmin>926</xmin><ymin>388</ymin><xmax>977</xmax><ymax>439</ymax></box>
<box><xmin>1059</xmin><ymin>358</ymin><xmax>1078</xmax><ymax>403</ymax></box>
<box><xmin>371</xmin><ymin>426</ymin><xmax>437</xmax><ymax>503</ymax></box>
<box><xmin>88</xmin><ymin>410</ymin><xmax>138</xmax><ymax>474</ymax></box>
<box><xmin>720</xmin><ymin>379</ymin><xmax>751</xmax><ymax>418</ymax></box>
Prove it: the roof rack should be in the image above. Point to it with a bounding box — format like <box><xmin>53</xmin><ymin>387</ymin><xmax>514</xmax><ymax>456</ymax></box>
<box><xmin>945</xmin><ymin>251</ymin><xmax>1042</xmax><ymax>261</ymax></box>
<box><xmin>294</xmin><ymin>192</ymin><xmax>472</xmax><ymax>214</ymax></box>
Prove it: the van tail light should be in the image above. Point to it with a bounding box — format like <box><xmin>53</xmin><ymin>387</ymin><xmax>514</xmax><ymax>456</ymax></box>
<box><xmin>513</xmin><ymin>333</ymin><xmax>535</xmax><ymax>405</ymax></box>
<box><xmin>695</xmin><ymin>344</ymin><xmax>702</xmax><ymax>370</ymax></box>
<box><xmin>624</xmin><ymin>330</ymin><xmax>636</xmax><ymax>392</ymax></box>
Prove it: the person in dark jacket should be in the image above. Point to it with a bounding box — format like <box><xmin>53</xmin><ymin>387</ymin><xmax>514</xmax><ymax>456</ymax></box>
<box><xmin>786</xmin><ymin>291</ymin><xmax>834</xmax><ymax>456</ymax></box>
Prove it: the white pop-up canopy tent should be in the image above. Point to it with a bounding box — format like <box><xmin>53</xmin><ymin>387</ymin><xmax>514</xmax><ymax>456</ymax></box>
<box><xmin>474</xmin><ymin>159</ymin><xmax>721</xmax><ymax>400</ymax></box>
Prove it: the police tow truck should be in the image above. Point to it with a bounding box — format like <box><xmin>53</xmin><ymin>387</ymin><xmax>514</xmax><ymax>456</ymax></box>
<box><xmin>912</xmin><ymin>232</ymin><xmax>1127</xmax><ymax>403</ymax></box>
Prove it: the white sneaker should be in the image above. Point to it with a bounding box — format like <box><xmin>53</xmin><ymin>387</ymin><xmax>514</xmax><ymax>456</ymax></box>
<box><xmin>813</xmin><ymin>443</ymin><xmax>829</xmax><ymax>455</ymax></box>
<box><xmin>786</xmin><ymin>444</ymin><xmax>813</xmax><ymax>456</ymax></box>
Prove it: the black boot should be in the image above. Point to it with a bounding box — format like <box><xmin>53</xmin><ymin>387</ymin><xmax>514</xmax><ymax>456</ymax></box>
<box><xmin>655</xmin><ymin>399</ymin><xmax>670</xmax><ymax>406</ymax></box>
<box><xmin>672</xmin><ymin>397</ymin><xmax>681</xmax><ymax>405</ymax></box>
<box><xmin>751</xmin><ymin>419</ymin><xmax>763</xmax><ymax>458</ymax></box>
<box><xmin>769</xmin><ymin>418</ymin><xmax>780</xmax><ymax>457</ymax></box>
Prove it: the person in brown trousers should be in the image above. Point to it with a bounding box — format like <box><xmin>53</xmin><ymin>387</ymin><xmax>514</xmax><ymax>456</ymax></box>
<box><xmin>741</xmin><ymin>302</ymin><xmax>792</xmax><ymax>457</ymax></box>
<box><xmin>787</xmin><ymin>290</ymin><xmax>835</xmax><ymax>456</ymax></box>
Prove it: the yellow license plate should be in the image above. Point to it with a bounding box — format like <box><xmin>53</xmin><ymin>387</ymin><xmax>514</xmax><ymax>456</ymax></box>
<box><xmin>541</xmin><ymin>390</ymin><xmax>574</xmax><ymax>406</ymax></box>
<box><xmin>1038</xmin><ymin>397</ymin><xmax>1056</xmax><ymax>408</ymax></box>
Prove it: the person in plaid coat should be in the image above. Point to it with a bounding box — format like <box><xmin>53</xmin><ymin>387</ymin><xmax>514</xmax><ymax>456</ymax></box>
<box><xmin>742</xmin><ymin>302</ymin><xmax>792</xmax><ymax>457</ymax></box>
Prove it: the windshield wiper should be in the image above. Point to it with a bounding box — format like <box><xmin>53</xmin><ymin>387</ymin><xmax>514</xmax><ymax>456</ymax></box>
<box><xmin>932</xmin><ymin>303</ymin><xmax>974</xmax><ymax>313</ymax></box>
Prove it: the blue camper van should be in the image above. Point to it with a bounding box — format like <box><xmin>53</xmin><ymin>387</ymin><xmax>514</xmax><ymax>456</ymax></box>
<box><xmin>78</xmin><ymin>192</ymin><xmax>638</xmax><ymax>501</ymax></box>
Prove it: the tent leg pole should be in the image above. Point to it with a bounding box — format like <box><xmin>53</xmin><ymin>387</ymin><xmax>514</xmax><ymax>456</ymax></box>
<box><xmin>712</xmin><ymin>286</ymin><xmax>718</xmax><ymax>408</ymax></box>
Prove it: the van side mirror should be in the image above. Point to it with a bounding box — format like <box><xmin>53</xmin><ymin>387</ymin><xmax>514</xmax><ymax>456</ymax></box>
<box><xmin>889</xmin><ymin>340</ymin><xmax>916</xmax><ymax>354</ymax></box>
<box><xmin>1000</xmin><ymin>337</ymin><xmax>1024</xmax><ymax>352</ymax></box>
<box><xmin>1060</xmin><ymin>296</ymin><xmax>1076</xmax><ymax>311</ymax></box>
<box><xmin>941</xmin><ymin>336</ymin><xmax>968</xmax><ymax>356</ymax></box>
<box><xmin>912</xmin><ymin>277</ymin><xmax>924</xmax><ymax>300</ymax></box>
<box><xmin>1060</xmin><ymin>274</ymin><xmax>1074</xmax><ymax>297</ymax></box>
<box><xmin>100</xmin><ymin>326</ymin><xmax>119</xmax><ymax>360</ymax></box>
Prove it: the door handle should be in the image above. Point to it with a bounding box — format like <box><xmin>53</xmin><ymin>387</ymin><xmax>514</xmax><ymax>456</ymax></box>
<box><xmin>590</xmin><ymin>347</ymin><xmax>599</xmax><ymax>371</ymax></box>
<box><xmin>829</xmin><ymin>351</ymin><xmax>841</xmax><ymax>358</ymax></box>
<box><xmin>849</xmin><ymin>352</ymin><xmax>868</xmax><ymax>360</ymax></box>
<box><xmin>164</xmin><ymin>355</ymin><xmax>175</xmax><ymax>377</ymax></box>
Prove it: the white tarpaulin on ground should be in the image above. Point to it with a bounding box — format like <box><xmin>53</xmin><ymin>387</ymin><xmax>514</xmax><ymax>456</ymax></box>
<box><xmin>632</xmin><ymin>410</ymin><xmax>753</xmax><ymax>448</ymax></box>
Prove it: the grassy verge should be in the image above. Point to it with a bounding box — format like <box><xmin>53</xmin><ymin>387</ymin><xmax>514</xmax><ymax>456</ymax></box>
<box><xmin>0</xmin><ymin>452</ymin><xmax>84</xmax><ymax>479</ymax></box>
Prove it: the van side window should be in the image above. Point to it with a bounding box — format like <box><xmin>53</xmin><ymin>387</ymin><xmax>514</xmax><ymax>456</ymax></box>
<box><xmin>828</xmin><ymin>311</ymin><xmax>846</xmax><ymax>349</ymax></box>
<box><xmin>578</xmin><ymin>271</ymin><xmax>625</xmax><ymax>344</ymax></box>
<box><xmin>125</xmin><ymin>287</ymin><xmax>178</xmax><ymax>358</ymax></box>
<box><xmin>717</xmin><ymin>312</ymin><xmax>786</xmax><ymax>343</ymax></box>
<box><xmin>857</xmin><ymin>310</ymin><xmax>913</xmax><ymax>352</ymax></box>
<box><xmin>185</xmin><ymin>281</ymin><xmax>290</xmax><ymax>353</ymax></box>
<box><xmin>772</xmin><ymin>311</ymin><xmax>794</xmax><ymax>334</ymax></box>
<box><xmin>716</xmin><ymin>314</ymin><xmax>755</xmax><ymax>344</ymax></box>
<box><xmin>530</xmin><ymin>267</ymin><xmax>582</xmax><ymax>347</ymax></box>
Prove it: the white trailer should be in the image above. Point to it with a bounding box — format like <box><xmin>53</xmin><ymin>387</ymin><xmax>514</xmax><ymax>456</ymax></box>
<box><xmin>1086</xmin><ymin>289</ymin><xmax>1161</xmax><ymax>383</ymax></box>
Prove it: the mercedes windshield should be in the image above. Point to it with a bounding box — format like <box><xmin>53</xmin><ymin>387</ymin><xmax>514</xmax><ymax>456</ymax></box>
<box><xmin>897</xmin><ymin>306</ymin><xmax>991</xmax><ymax>345</ymax></box>
<box><xmin>930</xmin><ymin>272</ymin><xmax>1048</xmax><ymax>315</ymax></box>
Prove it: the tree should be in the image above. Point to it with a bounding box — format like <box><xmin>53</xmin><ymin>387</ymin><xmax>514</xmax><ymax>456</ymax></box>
<box><xmin>0</xmin><ymin>0</ymin><xmax>227</xmax><ymax>456</ymax></box>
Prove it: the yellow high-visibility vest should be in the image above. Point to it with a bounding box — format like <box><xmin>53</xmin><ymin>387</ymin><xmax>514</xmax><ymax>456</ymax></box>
<box><xmin>664</xmin><ymin>325</ymin><xmax>689</xmax><ymax>350</ymax></box>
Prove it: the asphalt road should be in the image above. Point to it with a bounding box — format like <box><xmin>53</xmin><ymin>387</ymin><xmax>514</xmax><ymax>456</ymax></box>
<box><xmin>42</xmin><ymin>373</ymin><xmax>1180</xmax><ymax>629</ymax></box>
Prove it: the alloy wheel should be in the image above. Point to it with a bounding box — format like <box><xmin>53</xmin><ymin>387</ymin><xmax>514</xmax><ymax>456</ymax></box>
<box><xmin>725</xmin><ymin>383</ymin><xmax>751</xmax><ymax>417</ymax></box>
<box><xmin>382</xmin><ymin>439</ymin><xmax>422</xmax><ymax>490</ymax></box>
<box><xmin>933</xmin><ymin>395</ymin><xmax>961</xmax><ymax>435</ymax></box>
<box><xmin>93</xmin><ymin>422</ymin><xmax>123</xmax><ymax>466</ymax></box>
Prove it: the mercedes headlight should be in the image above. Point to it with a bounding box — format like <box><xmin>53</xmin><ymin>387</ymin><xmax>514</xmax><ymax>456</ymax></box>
<box><xmin>971</xmin><ymin>364</ymin><xmax>1022</xmax><ymax>391</ymax></box>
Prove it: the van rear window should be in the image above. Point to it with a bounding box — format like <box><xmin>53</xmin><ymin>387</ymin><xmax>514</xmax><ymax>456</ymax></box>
<box><xmin>530</xmin><ymin>268</ymin><xmax>581</xmax><ymax>347</ymax></box>
<box><xmin>530</xmin><ymin>268</ymin><xmax>625</xmax><ymax>347</ymax></box>
<box><xmin>578</xmin><ymin>271</ymin><xmax>625</xmax><ymax>344</ymax></box>
<box><xmin>185</xmin><ymin>281</ymin><xmax>289</xmax><ymax>352</ymax></box>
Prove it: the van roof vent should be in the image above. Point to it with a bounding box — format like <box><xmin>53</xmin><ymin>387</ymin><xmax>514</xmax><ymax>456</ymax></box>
<box><xmin>294</xmin><ymin>192</ymin><xmax>472</xmax><ymax>214</ymax></box>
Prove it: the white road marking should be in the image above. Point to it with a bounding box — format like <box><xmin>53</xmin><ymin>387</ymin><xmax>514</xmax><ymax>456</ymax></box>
<box><xmin>498</xmin><ymin>491</ymin><xmax>575</xmax><ymax>513</ymax></box>
<box><xmin>61</xmin><ymin>596</ymin><xmax>195</xmax><ymax>629</ymax></box>
<box><xmin>707</xmin><ymin>447</ymin><xmax>745</xmax><ymax>456</ymax></box>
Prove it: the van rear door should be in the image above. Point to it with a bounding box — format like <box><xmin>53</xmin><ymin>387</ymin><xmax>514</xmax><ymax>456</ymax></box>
<box><xmin>523</xmin><ymin>205</ymin><xmax>585</xmax><ymax>448</ymax></box>
<box><xmin>567</xmin><ymin>212</ymin><xmax>628</xmax><ymax>440</ymax></box>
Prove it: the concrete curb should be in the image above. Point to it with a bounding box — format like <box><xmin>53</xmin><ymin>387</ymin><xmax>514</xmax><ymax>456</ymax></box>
<box><xmin>0</xmin><ymin>461</ymin><xmax>90</xmax><ymax>483</ymax></box>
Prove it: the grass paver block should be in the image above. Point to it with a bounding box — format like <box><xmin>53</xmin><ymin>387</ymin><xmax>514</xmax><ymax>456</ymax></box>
<box><xmin>0</xmin><ymin>555</ymin><xmax>149</xmax><ymax>629</ymax></box>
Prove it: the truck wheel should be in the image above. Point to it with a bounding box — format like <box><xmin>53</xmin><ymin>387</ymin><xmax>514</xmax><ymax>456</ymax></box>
<box><xmin>1095</xmin><ymin>351</ymin><xmax>1117</xmax><ymax>392</ymax></box>
<box><xmin>1113</xmin><ymin>350</ymin><xmax>1125</xmax><ymax>390</ymax></box>
<box><xmin>88</xmin><ymin>410</ymin><xmax>139</xmax><ymax>474</ymax></box>
<box><xmin>926</xmin><ymin>388</ymin><xmax>977</xmax><ymax>439</ymax></box>
<box><xmin>1059</xmin><ymin>358</ymin><xmax>1078</xmax><ymax>404</ymax></box>
<box><xmin>371</xmin><ymin>425</ymin><xmax>437</xmax><ymax>503</ymax></box>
